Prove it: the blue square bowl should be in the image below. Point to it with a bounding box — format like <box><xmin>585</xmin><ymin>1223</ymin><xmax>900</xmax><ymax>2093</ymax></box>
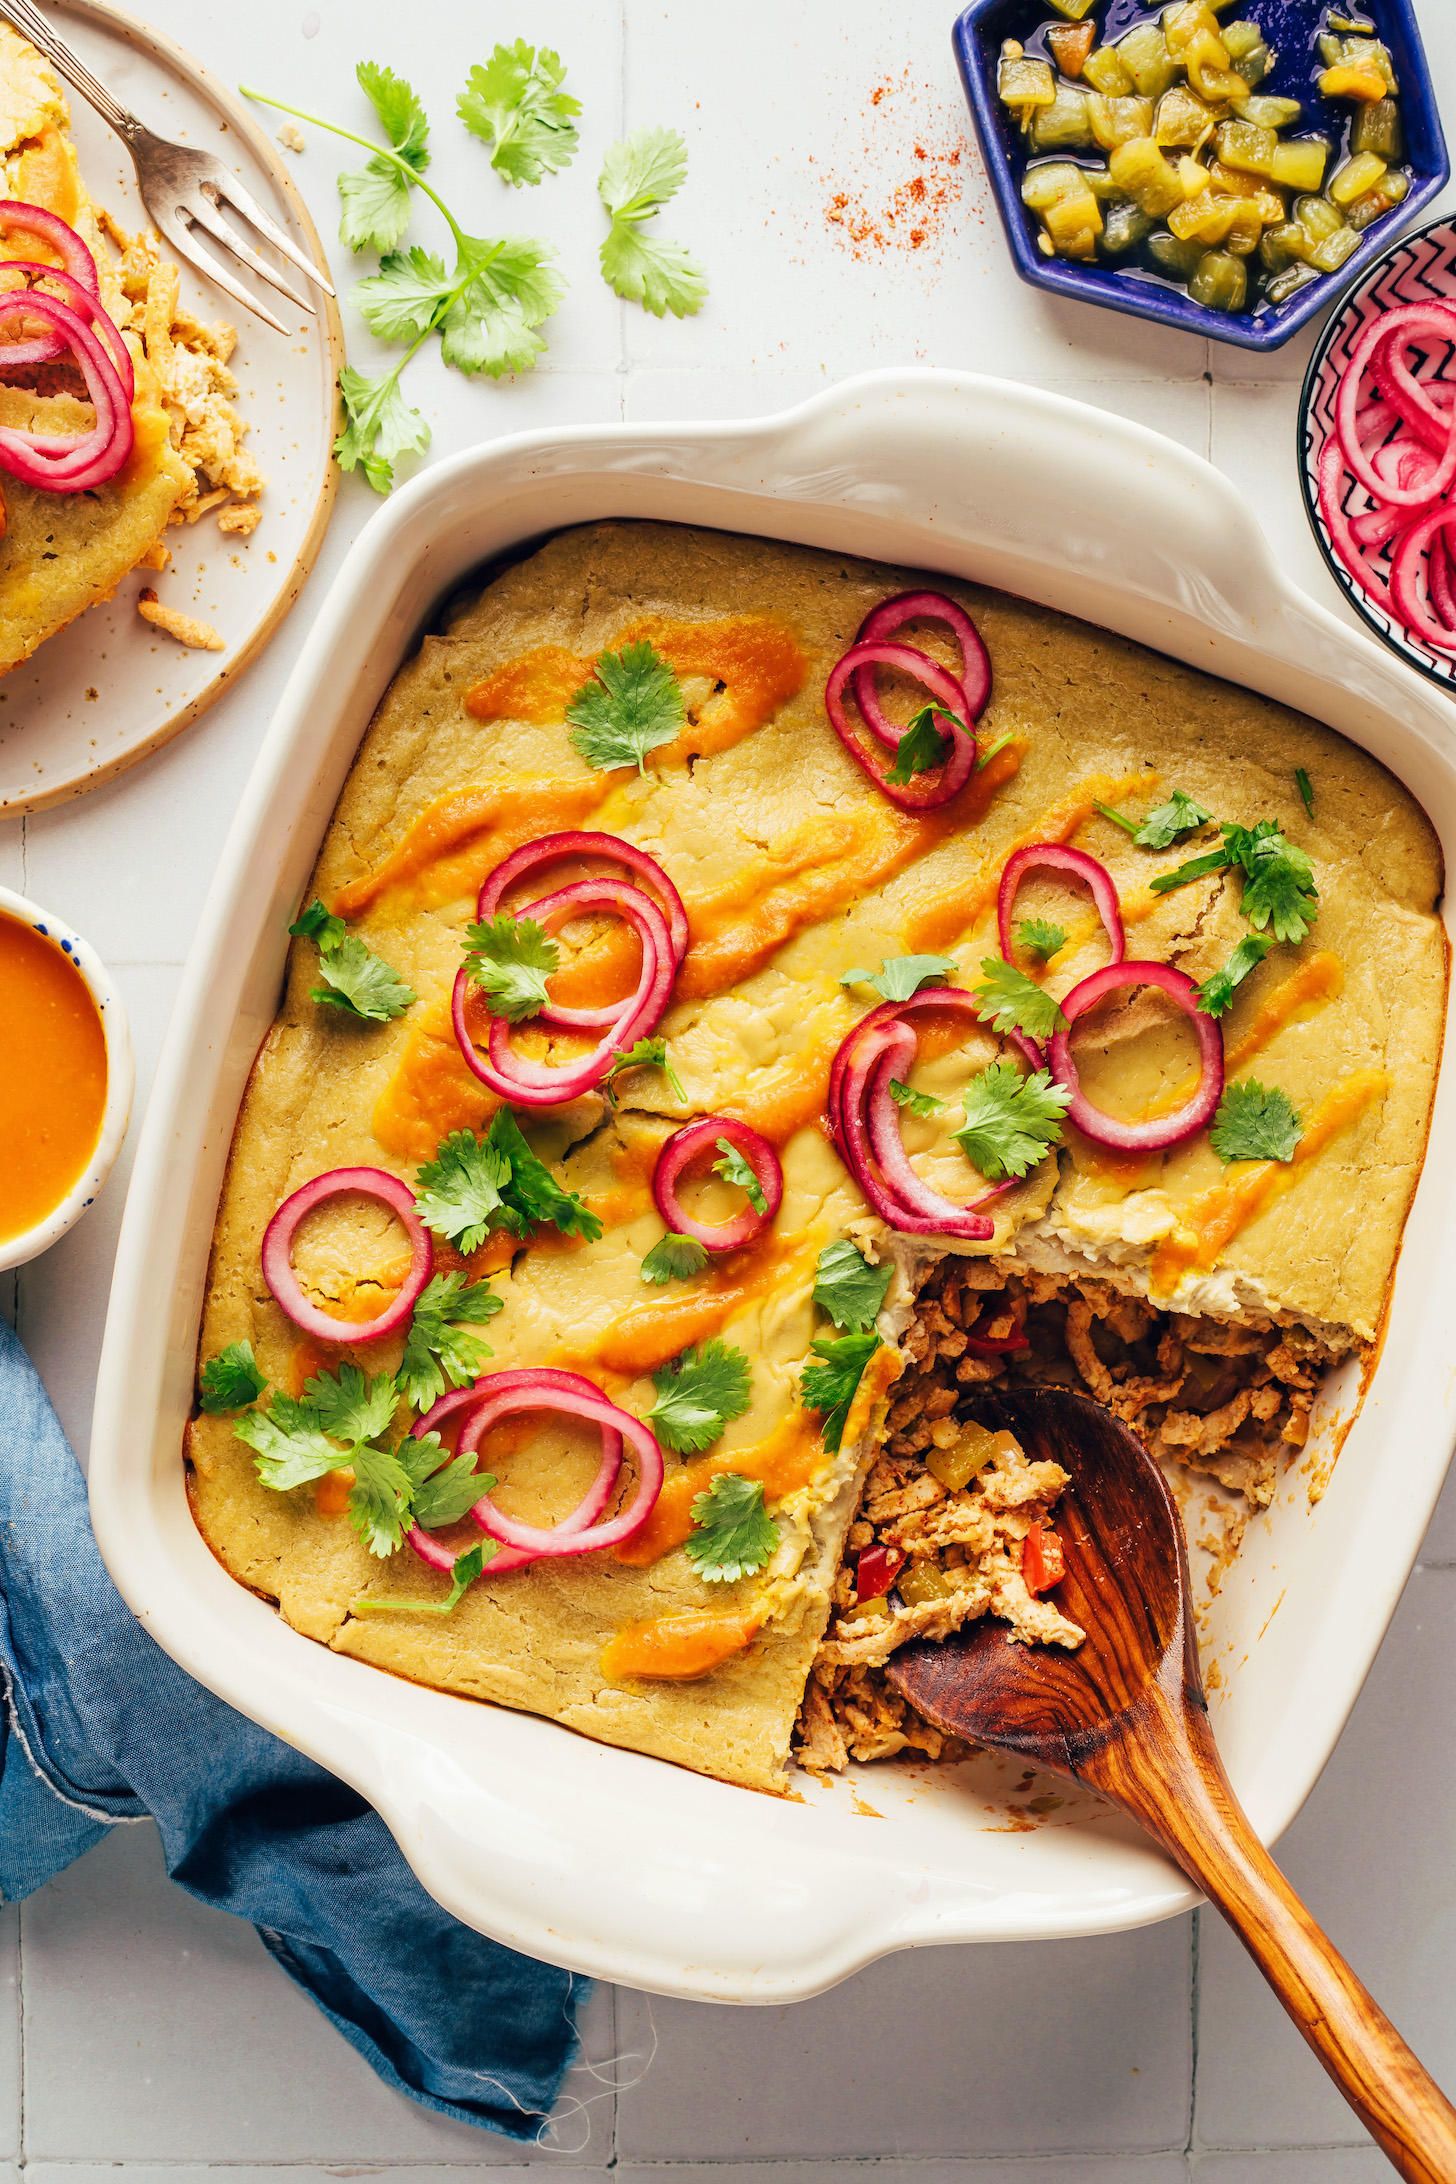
<box><xmin>952</xmin><ymin>0</ymin><xmax>1450</xmax><ymax>351</ymax></box>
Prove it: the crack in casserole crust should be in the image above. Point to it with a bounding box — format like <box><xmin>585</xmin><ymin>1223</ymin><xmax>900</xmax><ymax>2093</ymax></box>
<box><xmin>187</xmin><ymin>520</ymin><xmax>1445</xmax><ymax>1794</ymax></box>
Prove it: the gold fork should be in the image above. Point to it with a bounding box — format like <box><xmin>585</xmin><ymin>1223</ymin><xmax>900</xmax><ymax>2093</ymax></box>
<box><xmin>0</xmin><ymin>0</ymin><xmax>334</xmax><ymax>335</ymax></box>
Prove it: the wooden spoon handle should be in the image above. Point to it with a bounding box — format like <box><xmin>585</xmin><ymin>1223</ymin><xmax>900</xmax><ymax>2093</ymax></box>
<box><xmin>1097</xmin><ymin>1694</ymin><xmax>1456</xmax><ymax>2184</ymax></box>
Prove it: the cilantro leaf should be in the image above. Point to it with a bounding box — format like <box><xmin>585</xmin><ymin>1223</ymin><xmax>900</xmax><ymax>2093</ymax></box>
<box><xmin>458</xmin><ymin>42</ymin><xmax>581</xmax><ymax>186</ymax></box>
<box><xmin>348</xmin><ymin>1438</ymin><xmax>416</xmax><ymax>1558</ymax></box>
<box><xmin>1296</xmin><ymin>767</ymin><xmax>1315</xmax><ymax>818</ymax></box>
<box><xmin>462</xmin><ymin>913</ymin><xmax>558</xmax><ymax>1021</ymax></box>
<box><xmin>801</xmin><ymin>1329</ymin><xmax>881</xmax><ymax>1453</ymax></box>
<box><xmin>647</xmin><ymin>1338</ymin><xmax>752</xmax><ymax>1456</ymax></box>
<box><xmin>438</xmin><ymin>232</ymin><xmax>564</xmax><ymax>377</ymax></box>
<box><xmin>713</xmin><ymin>1136</ymin><xmax>767</xmax><ymax>1215</ymax></box>
<box><xmin>336</xmin><ymin>63</ymin><xmax>430</xmax><ymax>253</ymax></box>
<box><xmin>598</xmin><ymin>125</ymin><xmax>708</xmax><ymax>318</ymax></box>
<box><xmin>304</xmin><ymin>1362</ymin><xmax>401</xmax><ymax>1446</ymax></box>
<box><xmin>399</xmin><ymin>1430</ymin><xmax>497</xmax><ymax>1531</ymax></box>
<box><xmin>605</xmin><ymin>1036</ymin><xmax>686</xmax><ymax>1105</ymax></box>
<box><xmin>641</xmin><ymin>1233</ymin><xmax>711</xmax><ymax>1285</ymax></box>
<box><xmin>888</xmin><ymin>1078</ymin><xmax>943</xmax><ymax>1118</ymax></box>
<box><xmin>232</xmin><ymin>1393</ymin><xmax>344</xmax><ymax>1492</ymax></box>
<box><xmin>311</xmin><ymin>934</ymin><xmax>417</xmax><ymax>1022</ymax></box>
<box><xmin>352</xmin><ymin>245</ymin><xmax>454</xmax><ymax>342</ymax></box>
<box><xmin>398</xmin><ymin>1272</ymin><xmax>502</xmax><ymax>1412</ymax></box>
<box><xmin>1196</xmin><ymin>933</ymin><xmax>1273</xmax><ymax>1019</ymax></box>
<box><xmin>565</xmin><ymin>641</ymin><xmax>684</xmax><ymax>773</ymax></box>
<box><xmin>413</xmin><ymin>1128</ymin><xmax>511</xmax><ymax>1253</ymax></box>
<box><xmin>350</xmin><ymin>1539</ymin><xmax>495</xmax><ymax>1618</ymax></box>
<box><xmin>489</xmin><ymin>1107</ymin><xmax>603</xmax><ymax>1242</ymax></box>
<box><xmin>1209</xmin><ymin>1078</ymin><xmax>1302</xmax><ymax>1165</ymax></box>
<box><xmin>288</xmin><ymin>898</ymin><xmax>345</xmax><ymax>951</ymax></box>
<box><xmin>972</xmin><ymin>957</ymin><xmax>1067</xmax><ymax>1042</ymax></box>
<box><xmin>885</xmin><ymin>704</ymin><xmax>957</xmax><ymax>787</ymax></box>
<box><xmin>684</xmin><ymin>1474</ymin><xmax>780</xmax><ymax>1583</ymax></box>
<box><xmin>1017</xmin><ymin>918</ymin><xmax>1066</xmax><ymax>960</ymax></box>
<box><xmin>812</xmin><ymin>1238</ymin><xmax>892</xmax><ymax>1333</ymax></box>
<box><xmin>1230</xmin><ymin>821</ymin><xmax>1319</xmax><ymax>944</ymax></box>
<box><xmin>953</xmin><ymin>1060</ymin><xmax>1071</xmax><ymax>1182</ymax></box>
<box><xmin>840</xmin><ymin>954</ymin><xmax>959</xmax><ymax>1003</ymax></box>
<box><xmin>334</xmin><ymin>362</ymin><xmax>431</xmax><ymax>494</ymax></box>
<box><xmin>199</xmin><ymin>1340</ymin><xmax>267</xmax><ymax>1413</ymax></box>
<box><xmin>1148</xmin><ymin>843</ymin><xmax>1237</xmax><ymax>897</ymax></box>
<box><xmin>1098</xmin><ymin>789</ymin><xmax>1213</xmax><ymax>850</ymax></box>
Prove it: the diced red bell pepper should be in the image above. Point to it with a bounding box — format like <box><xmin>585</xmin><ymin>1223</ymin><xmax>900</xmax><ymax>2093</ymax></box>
<box><xmin>855</xmin><ymin>1543</ymin><xmax>906</xmax><ymax>1602</ymax></box>
<box><xmin>963</xmin><ymin>1290</ymin><xmax>1030</xmax><ymax>1357</ymax></box>
<box><xmin>1022</xmin><ymin>1523</ymin><xmax>1066</xmax><ymax>1595</ymax></box>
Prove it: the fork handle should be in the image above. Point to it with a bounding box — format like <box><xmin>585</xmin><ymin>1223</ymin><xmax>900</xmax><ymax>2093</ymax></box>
<box><xmin>0</xmin><ymin>0</ymin><xmax>140</xmax><ymax>137</ymax></box>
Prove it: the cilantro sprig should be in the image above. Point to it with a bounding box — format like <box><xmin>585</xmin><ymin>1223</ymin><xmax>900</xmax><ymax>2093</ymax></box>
<box><xmin>713</xmin><ymin>1137</ymin><xmax>767</xmax><ymax>1215</ymax></box>
<box><xmin>398</xmin><ymin>1271</ymin><xmax>503</xmax><ymax>1412</ymax></box>
<box><xmin>812</xmin><ymin>1239</ymin><xmax>892</xmax><ymax>1333</ymax></box>
<box><xmin>457</xmin><ymin>42</ymin><xmax>580</xmax><ymax>186</ymax></box>
<box><xmin>885</xmin><ymin>705</ymin><xmax>959</xmax><ymax>787</ymax></box>
<box><xmin>1017</xmin><ymin>918</ymin><xmax>1066</xmax><ymax>961</ymax></box>
<box><xmin>413</xmin><ymin>1110</ymin><xmax>602</xmax><ymax>1253</ymax></box>
<box><xmin>242</xmin><ymin>66</ymin><xmax>565</xmax><ymax>492</ymax></box>
<box><xmin>462</xmin><ymin>913</ymin><xmax>558</xmax><ymax>1020</ymax></box>
<box><xmin>289</xmin><ymin>899</ymin><xmax>415</xmax><ymax>1023</ymax></box>
<box><xmin>566</xmin><ymin>641</ymin><xmax>684</xmax><ymax>773</ymax></box>
<box><xmin>199</xmin><ymin>1340</ymin><xmax>267</xmax><ymax>1413</ymax></box>
<box><xmin>685</xmin><ymin>1474</ymin><xmax>779</xmax><ymax>1583</ymax></box>
<box><xmin>1209</xmin><ymin>1079</ymin><xmax>1302</xmax><ymax>1165</ymax></box>
<box><xmin>888</xmin><ymin>1079</ymin><xmax>943</xmax><ymax>1119</ymax></box>
<box><xmin>1196</xmin><ymin>934</ymin><xmax>1272</xmax><ymax>1020</ymax></box>
<box><xmin>953</xmin><ymin>1061</ymin><xmax>1070</xmax><ymax>1182</ymax></box>
<box><xmin>598</xmin><ymin>126</ymin><xmax>707</xmax><ymax>318</ymax></box>
<box><xmin>801</xmin><ymin>1329</ymin><xmax>881</xmax><ymax>1453</ymax></box>
<box><xmin>1296</xmin><ymin>767</ymin><xmax>1315</xmax><ymax>818</ymax></box>
<box><xmin>1151</xmin><ymin>821</ymin><xmax>1318</xmax><ymax>944</ymax></box>
<box><xmin>840</xmin><ymin>954</ymin><xmax>959</xmax><ymax>1003</ymax></box>
<box><xmin>1097</xmin><ymin>788</ymin><xmax>1213</xmax><ymax>850</ymax></box>
<box><xmin>972</xmin><ymin>957</ymin><xmax>1067</xmax><ymax>1043</ymax></box>
<box><xmin>605</xmin><ymin>1036</ymin><xmax>686</xmax><ymax>1105</ymax></box>
<box><xmin>646</xmin><ymin>1339</ymin><xmax>752</xmax><ymax>1455</ymax></box>
<box><xmin>640</xmin><ymin>1233</ymin><xmax>710</xmax><ymax>1285</ymax></box>
<box><xmin>350</xmin><ymin>1540</ymin><xmax>494</xmax><ymax>1619</ymax></box>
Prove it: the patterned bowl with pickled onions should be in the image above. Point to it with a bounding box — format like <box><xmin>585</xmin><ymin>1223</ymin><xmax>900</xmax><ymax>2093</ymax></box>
<box><xmin>953</xmin><ymin>0</ymin><xmax>1448</xmax><ymax>352</ymax></box>
<box><xmin>1299</xmin><ymin>210</ymin><xmax>1456</xmax><ymax>690</ymax></box>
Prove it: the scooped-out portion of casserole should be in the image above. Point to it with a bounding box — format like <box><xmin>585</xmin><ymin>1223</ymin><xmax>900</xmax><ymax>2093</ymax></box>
<box><xmin>186</xmin><ymin>520</ymin><xmax>1446</xmax><ymax>1794</ymax></box>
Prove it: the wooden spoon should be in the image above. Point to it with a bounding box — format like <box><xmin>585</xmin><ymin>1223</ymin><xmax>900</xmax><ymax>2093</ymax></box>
<box><xmin>886</xmin><ymin>1385</ymin><xmax>1456</xmax><ymax>2184</ymax></box>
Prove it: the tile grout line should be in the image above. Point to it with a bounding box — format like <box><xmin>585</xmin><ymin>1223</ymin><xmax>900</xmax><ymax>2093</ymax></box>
<box><xmin>1186</xmin><ymin>1906</ymin><xmax>1201</xmax><ymax>2159</ymax></box>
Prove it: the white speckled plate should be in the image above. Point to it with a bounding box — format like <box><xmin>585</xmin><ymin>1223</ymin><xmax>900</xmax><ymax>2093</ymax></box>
<box><xmin>0</xmin><ymin>0</ymin><xmax>342</xmax><ymax>817</ymax></box>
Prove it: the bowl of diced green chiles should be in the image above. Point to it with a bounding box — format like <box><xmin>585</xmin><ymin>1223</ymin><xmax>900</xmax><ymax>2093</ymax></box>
<box><xmin>952</xmin><ymin>0</ymin><xmax>1448</xmax><ymax>349</ymax></box>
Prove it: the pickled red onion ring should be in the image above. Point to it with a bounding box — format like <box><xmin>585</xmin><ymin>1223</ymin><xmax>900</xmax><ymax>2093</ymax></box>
<box><xmin>996</xmin><ymin>843</ymin><xmax>1125</xmax><ymax>969</ymax></box>
<box><xmin>853</xmin><ymin>588</ymin><xmax>992</xmax><ymax>738</ymax></box>
<box><xmin>476</xmin><ymin>830</ymin><xmax>689</xmax><ymax>981</ymax></box>
<box><xmin>261</xmin><ymin>1166</ymin><xmax>432</xmax><ymax>1342</ymax></box>
<box><xmin>1390</xmin><ymin>506</ymin><xmax>1456</xmax><ymax>654</ymax></box>
<box><xmin>460</xmin><ymin>1376</ymin><xmax>664</xmax><ymax>1556</ymax></box>
<box><xmin>652</xmin><ymin>1116</ymin><xmax>783</xmax><ymax>1250</ymax></box>
<box><xmin>827</xmin><ymin>987</ymin><xmax>1044</xmax><ymax>1159</ymax></box>
<box><xmin>1046</xmin><ymin>961</ymin><xmax>1223</xmax><ymax>1152</ymax></box>
<box><xmin>405</xmin><ymin>1371</ymin><xmax>624</xmax><ymax>1575</ymax></box>
<box><xmin>0</xmin><ymin>288</ymin><xmax>132</xmax><ymax>490</ymax></box>
<box><xmin>824</xmin><ymin>640</ymin><xmax>977</xmax><ymax>811</ymax></box>
<box><xmin>0</xmin><ymin>261</ymin><xmax>133</xmax><ymax>395</ymax></box>
<box><xmin>452</xmin><ymin>878</ymin><xmax>674</xmax><ymax>1105</ymax></box>
<box><xmin>512</xmin><ymin>873</ymin><xmax>668</xmax><ymax>1032</ymax></box>
<box><xmin>1336</xmin><ymin>305</ymin><xmax>1456</xmax><ymax>509</ymax></box>
<box><xmin>0</xmin><ymin>200</ymin><xmax>100</xmax><ymax>370</ymax></box>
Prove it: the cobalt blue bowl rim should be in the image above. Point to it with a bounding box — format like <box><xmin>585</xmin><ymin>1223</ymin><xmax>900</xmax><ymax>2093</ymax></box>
<box><xmin>951</xmin><ymin>0</ymin><xmax>1451</xmax><ymax>353</ymax></box>
<box><xmin>1296</xmin><ymin>206</ymin><xmax>1456</xmax><ymax>695</ymax></box>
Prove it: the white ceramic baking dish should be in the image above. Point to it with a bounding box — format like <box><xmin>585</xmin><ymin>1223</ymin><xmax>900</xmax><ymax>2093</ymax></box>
<box><xmin>91</xmin><ymin>369</ymin><xmax>1456</xmax><ymax>2003</ymax></box>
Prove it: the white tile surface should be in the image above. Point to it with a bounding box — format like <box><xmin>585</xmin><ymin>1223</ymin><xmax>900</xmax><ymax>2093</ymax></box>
<box><xmin>615</xmin><ymin>1922</ymin><xmax>1192</xmax><ymax>2159</ymax></box>
<box><xmin>1193</xmin><ymin>1567</ymin><xmax>1456</xmax><ymax>2152</ymax></box>
<box><xmin>20</xmin><ymin>1820</ymin><xmax>614</xmax><ymax>2162</ymax></box>
<box><xmin>3</xmin><ymin>0</ymin><xmax>1454</xmax><ymax>2167</ymax></box>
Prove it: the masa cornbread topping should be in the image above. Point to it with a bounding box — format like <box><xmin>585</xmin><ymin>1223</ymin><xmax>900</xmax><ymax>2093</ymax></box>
<box><xmin>187</xmin><ymin>520</ymin><xmax>1445</xmax><ymax>1793</ymax></box>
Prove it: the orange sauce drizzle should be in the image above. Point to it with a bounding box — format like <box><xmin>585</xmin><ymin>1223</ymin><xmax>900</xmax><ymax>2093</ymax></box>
<box><xmin>1150</xmin><ymin>1067</ymin><xmax>1388</xmax><ymax>1292</ymax></box>
<box><xmin>335</xmin><ymin>779</ymin><xmax>615</xmax><ymax>920</ymax></box>
<box><xmin>372</xmin><ymin>997</ymin><xmax>500</xmax><ymax>1161</ymax></box>
<box><xmin>904</xmin><ymin>770</ymin><xmax>1159</xmax><ymax>954</ymax></box>
<box><xmin>465</xmin><ymin>615</ymin><xmax>809</xmax><ymax>764</ymax></box>
<box><xmin>600</xmin><ymin>1609</ymin><xmax>761</xmax><ymax>1680</ymax></box>
<box><xmin>617</xmin><ymin>1410</ymin><xmax>828</xmax><ymax>1565</ymax></box>
<box><xmin>0</xmin><ymin>909</ymin><xmax>108</xmax><ymax>1244</ymax></box>
<box><xmin>591</xmin><ymin>1238</ymin><xmax>810</xmax><ymax>1379</ymax></box>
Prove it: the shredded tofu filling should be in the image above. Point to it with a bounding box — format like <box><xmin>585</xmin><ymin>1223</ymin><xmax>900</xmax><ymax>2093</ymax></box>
<box><xmin>794</xmin><ymin>1257</ymin><xmax>1356</xmax><ymax>1776</ymax></box>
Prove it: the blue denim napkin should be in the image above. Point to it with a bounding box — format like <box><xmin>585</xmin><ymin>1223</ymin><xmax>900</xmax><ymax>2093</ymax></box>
<box><xmin>0</xmin><ymin>1315</ymin><xmax>588</xmax><ymax>2136</ymax></box>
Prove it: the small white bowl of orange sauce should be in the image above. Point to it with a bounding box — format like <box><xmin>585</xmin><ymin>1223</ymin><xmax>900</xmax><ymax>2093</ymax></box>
<box><xmin>0</xmin><ymin>886</ymin><xmax>134</xmax><ymax>1271</ymax></box>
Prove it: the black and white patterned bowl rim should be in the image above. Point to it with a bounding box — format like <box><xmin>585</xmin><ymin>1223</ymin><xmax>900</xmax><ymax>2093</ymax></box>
<box><xmin>1300</xmin><ymin>213</ymin><xmax>1456</xmax><ymax>697</ymax></box>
